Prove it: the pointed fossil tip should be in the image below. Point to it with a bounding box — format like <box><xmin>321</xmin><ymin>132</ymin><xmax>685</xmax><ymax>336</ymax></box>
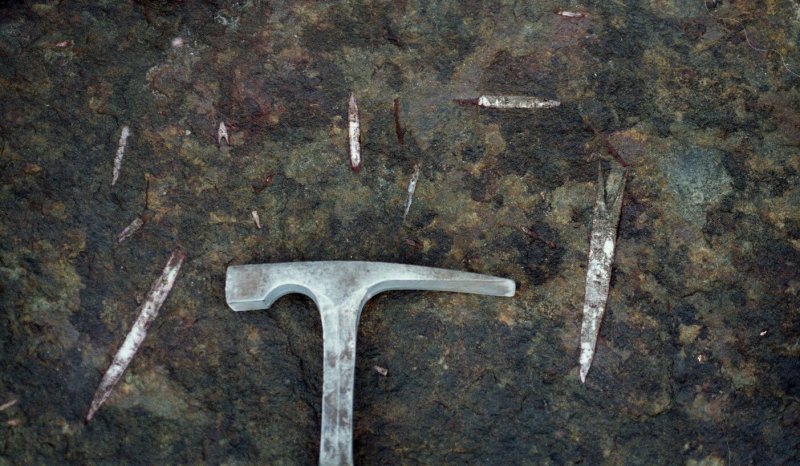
<box><xmin>85</xmin><ymin>406</ymin><xmax>96</xmax><ymax>423</ymax></box>
<box><xmin>168</xmin><ymin>246</ymin><xmax>187</xmax><ymax>266</ymax></box>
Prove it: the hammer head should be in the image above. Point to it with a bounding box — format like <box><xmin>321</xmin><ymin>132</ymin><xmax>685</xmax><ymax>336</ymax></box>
<box><xmin>226</xmin><ymin>261</ymin><xmax>516</xmax><ymax>312</ymax></box>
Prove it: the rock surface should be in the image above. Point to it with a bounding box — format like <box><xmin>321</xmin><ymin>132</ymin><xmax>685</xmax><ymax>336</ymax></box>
<box><xmin>1</xmin><ymin>0</ymin><xmax>798</xmax><ymax>464</ymax></box>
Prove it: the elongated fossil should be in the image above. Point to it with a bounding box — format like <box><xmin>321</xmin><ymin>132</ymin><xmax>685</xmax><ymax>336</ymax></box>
<box><xmin>348</xmin><ymin>93</ymin><xmax>361</xmax><ymax>172</ymax></box>
<box><xmin>579</xmin><ymin>163</ymin><xmax>626</xmax><ymax>383</ymax></box>
<box><xmin>117</xmin><ymin>216</ymin><xmax>143</xmax><ymax>243</ymax></box>
<box><xmin>454</xmin><ymin>95</ymin><xmax>561</xmax><ymax>109</ymax></box>
<box><xmin>403</xmin><ymin>163</ymin><xmax>420</xmax><ymax>220</ymax></box>
<box><xmin>86</xmin><ymin>247</ymin><xmax>186</xmax><ymax>422</ymax></box>
<box><xmin>111</xmin><ymin>125</ymin><xmax>130</xmax><ymax>186</ymax></box>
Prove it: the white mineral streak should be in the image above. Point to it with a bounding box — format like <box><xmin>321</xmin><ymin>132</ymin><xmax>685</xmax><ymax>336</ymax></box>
<box><xmin>348</xmin><ymin>93</ymin><xmax>361</xmax><ymax>172</ymax></box>
<box><xmin>117</xmin><ymin>217</ymin><xmax>144</xmax><ymax>243</ymax></box>
<box><xmin>579</xmin><ymin>164</ymin><xmax>626</xmax><ymax>383</ymax></box>
<box><xmin>403</xmin><ymin>163</ymin><xmax>421</xmax><ymax>220</ymax></box>
<box><xmin>477</xmin><ymin>95</ymin><xmax>561</xmax><ymax>109</ymax></box>
<box><xmin>111</xmin><ymin>126</ymin><xmax>130</xmax><ymax>186</ymax></box>
<box><xmin>217</xmin><ymin>121</ymin><xmax>229</xmax><ymax>146</ymax></box>
<box><xmin>252</xmin><ymin>210</ymin><xmax>261</xmax><ymax>229</ymax></box>
<box><xmin>85</xmin><ymin>247</ymin><xmax>186</xmax><ymax>422</ymax></box>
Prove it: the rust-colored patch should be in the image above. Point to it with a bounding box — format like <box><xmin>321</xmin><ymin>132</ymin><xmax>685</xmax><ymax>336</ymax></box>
<box><xmin>608</xmin><ymin>128</ymin><xmax>648</xmax><ymax>165</ymax></box>
<box><xmin>229</xmin><ymin>66</ymin><xmax>287</xmax><ymax>131</ymax></box>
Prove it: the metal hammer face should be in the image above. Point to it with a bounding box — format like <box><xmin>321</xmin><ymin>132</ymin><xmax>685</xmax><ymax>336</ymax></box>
<box><xmin>225</xmin><ymin>261</ymin><xmax>515</xmax><ymax>466</ymax></box>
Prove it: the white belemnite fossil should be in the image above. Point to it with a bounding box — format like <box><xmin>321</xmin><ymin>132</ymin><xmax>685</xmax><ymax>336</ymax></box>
<box><xmin>117</xmin><ymin>216</ymin><xmax>144</xmax><ymax>243</ymax></box>
<box><xmin>477</xmin><ymin>95</ymin><xmax>561</xmax><ymax>109</ymax></box>
<box><xmin>555</xmin><ymin>10</ymin><xmax>588</xmax><ymax>19</ymax></box>
<box><xmin>403</xmin><ymin>163</ymin><xmax>421</xmax><ymax>220</ymax></box>
<box><xmin>578</xmin><ymin>164</ymin><xmax>626</xmax><ymax>383</ymax></box>
<box><xmin>217</xmin><ymin>121</ymin><xmax>229</xmax><ymax>146</ymax></box>
<box><xmin>111</xmin><ymin>125</ymin><xmax>130</xmax><ymax>186</ymax></box>
<box><xmin>348</xmin><ymin>93</ymin><xmax>361</xmax><ymax>172</ymax></box>
<box><xmin>86</xmin><ymin>248</ymin><xmax>186</xmax><ymax>422</ymax></box>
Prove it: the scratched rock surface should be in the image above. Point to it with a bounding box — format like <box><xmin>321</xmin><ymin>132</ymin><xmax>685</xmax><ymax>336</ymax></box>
<box><xmin>1</xmin><ymin>0</ymin><xmax>799</xmax><ymax>464</ymax></box>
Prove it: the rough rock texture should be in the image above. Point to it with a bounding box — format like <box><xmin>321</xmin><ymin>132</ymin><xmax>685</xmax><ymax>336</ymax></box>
<box><xmin>1</xmin><ymin>0</ymin><xmax>798</xmax><ymax>464</ymax></box>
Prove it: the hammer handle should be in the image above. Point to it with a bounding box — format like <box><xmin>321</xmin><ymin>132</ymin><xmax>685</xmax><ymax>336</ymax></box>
<box><xmin>318</xmin><ymin>301</ymin><xmax>360</xmax><ymax>466</ymax></box>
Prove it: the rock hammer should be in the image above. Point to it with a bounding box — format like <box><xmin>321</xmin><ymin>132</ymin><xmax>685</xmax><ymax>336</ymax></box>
<box><xmin>225</xmin><ymin>261</ymin><xmax>515</xmax><ymax>465</ymax></box>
